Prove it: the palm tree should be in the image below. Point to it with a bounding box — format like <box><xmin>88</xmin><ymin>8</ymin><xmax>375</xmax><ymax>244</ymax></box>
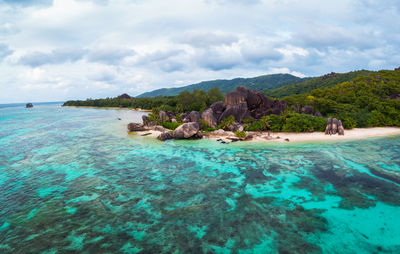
<box><xmin>260</xmin><ymin>116</ymin><xmax>271</xmax><ymax>137</ymax></box>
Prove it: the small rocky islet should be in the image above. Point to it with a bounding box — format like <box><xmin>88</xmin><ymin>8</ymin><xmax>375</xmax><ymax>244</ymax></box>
<box><xmin>128</xmin><ymin>85</ymin><xmax>344</xmax><ymax>141</ymax></box>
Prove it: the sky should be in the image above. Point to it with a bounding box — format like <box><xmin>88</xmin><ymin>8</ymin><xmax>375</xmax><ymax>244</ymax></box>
<box><xmin>0</xmin><ymin>0</ymin><xmax>399</xmax><ymax>103</ymax></box>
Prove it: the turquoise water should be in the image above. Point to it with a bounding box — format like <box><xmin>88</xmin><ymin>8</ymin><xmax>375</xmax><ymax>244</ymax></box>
<box><xmin>1</xmin><ymin>104</ymin><xmax>400</xmax><ymax>253</ymax></box>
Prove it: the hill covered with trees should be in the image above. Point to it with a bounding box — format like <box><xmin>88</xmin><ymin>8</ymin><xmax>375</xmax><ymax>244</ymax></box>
<box><xmin>137</xmin><ymin>73</ymin><xmax>307</xmax><ymax>97</ymax></box>
<box><xmin>265</xmin><ymin>70</ymin><xmax>373</xmax><ymax>98</ymax></box>
<box><xmin>283</xmin><ymin>69</ymin><xmax>400</xmax><ymax>128</ymax></box>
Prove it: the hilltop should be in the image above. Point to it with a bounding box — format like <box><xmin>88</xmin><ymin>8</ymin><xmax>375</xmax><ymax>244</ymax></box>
<box><xmin>137</xmin><ymin>73</ymin><xmax>307</xmax><ymax>97</ymax></box>
<box><xmin>266</xmin><ymin>70</ymin><xmax>374</xmax><ymax>98</ymax></box>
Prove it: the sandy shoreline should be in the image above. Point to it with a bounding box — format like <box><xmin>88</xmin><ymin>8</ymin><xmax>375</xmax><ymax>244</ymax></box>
<box><xmin>64</xmin><ymin>105</ymin><xmax>152</xmax><ymax>111</ymax></box>
<box><xmin>134</xmin><ymin>127</ymin><xmax>400</xmax><ymax>143</ymax></box>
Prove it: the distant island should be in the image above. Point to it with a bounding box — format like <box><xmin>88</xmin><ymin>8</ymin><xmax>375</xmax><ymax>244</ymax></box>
<box><xmin>63</xmin><ymin>68</ymin><xmax>400</xmax><ymax>141</ymax></box>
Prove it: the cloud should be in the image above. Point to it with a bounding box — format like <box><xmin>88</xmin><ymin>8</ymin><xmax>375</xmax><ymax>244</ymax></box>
<box><xmin>18</xmin><ymin>48</ymin><xmax>87</xmax><ymax>67</ymax></box>
<box><xmin>175</xmin><ymin>31</ymin><xmax>239</xmax><ymax>48</ymax></box>
<box><xmin>295</xmin><ymin>23</ymin><xmax>377</xmax><ymax>50</ymax></box>
<box><xmin>239</xmin><ymin>39</ymin><xmax>283</xmax><ymax>63</ymax></box>
<box><xmin>0</xmin><ymin>0</ymin><xmax>399</xmax><ymax>103</ymax></box>
<box><xmin>0</xmin><ymin>43</ymin><xmax>13</xmax><ymax>60</ymax></box>
<box><xmin>195</xmin><ymin>45</ymin><xmax>242</xmax><ymax>71</ymax></box>
<box><xmin>86</xmin><ymin>47</ymin><xmax>135</xmax><ymax>65</ymax></box>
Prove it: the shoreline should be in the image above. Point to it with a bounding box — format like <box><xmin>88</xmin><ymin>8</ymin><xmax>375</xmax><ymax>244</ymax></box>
<box><xmin>133</xmin><ymin>127</ymin><xmax>400</xmax><ymax>143</ymax></box>
<box><xmin>64</xmin><ymin>105</ymin><xmax>152</xmax><ymax>111</ymax></box>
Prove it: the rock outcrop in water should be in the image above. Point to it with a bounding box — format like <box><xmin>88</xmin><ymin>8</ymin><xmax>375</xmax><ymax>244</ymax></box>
<box><xmin>127</xmin><ymin>123</ymin><xmax>147</xmax><ymax>132</ymax></box>
<box><xmin>26</xmin><ymin>103</ymin><xmax>33</xmax><ymax>108</ymax></box>
<box><xmin>157</xmin><ymin>131</ymin><xmax>173</xmax><ymax>141</ymax></box>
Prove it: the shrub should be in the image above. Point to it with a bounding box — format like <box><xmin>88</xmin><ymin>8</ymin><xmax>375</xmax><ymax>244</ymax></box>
<box><xmin>244</xmin><ymin>115</ymin><xmax>284</xmax><ymax>132</ymax></box>
<box><xmin>353</xmin><ymin>109</ymin><xmax>372</xmax><ymax>128</ymax></box>
<box><xmin>368</xmin><ymin>110</ymin><xmax>392</xmax><ymax>127</ymax></box>
<box><xmin>161</xmin><ymin>122</ymin><xmax>181</xmax><ymax>130</ymax></box>
<box><xmin>175</xmin><ymin>113</ymin><xmax>182</xmax><ymax>123</ymax></box>
<box><xmin>218</xmin><ymin>115</ymin><xmax>235</xmax><ymax>130</ymax></box>
<box><xmin>244</xmin><ymin>121</ymin><xmax>264</xmax><ymax>131</ymax></box>
<box><xmin>234</xmin><ymin>130</ymin><xmax>246</xmax><ymax>138</ymax></box>
<box><xmin>341</xmin><ymin>116</ymin><xmax>357</xmax><ymax>129</ymax></box>
<box><xmin>266</xmin><ymin>114</ymin><xmax>285</xmax><ymax>132</ymax></box>
<box><xmin>200</xmin><ymin>119</ymin><xmax>215</xmax><ymax>132</ymax></box>
<box><xmin>282</xmin><ymin>113</ymin><xmax>326</xmax><ymax>132</ymax></box>
<box><xmin>148</xmin><ymin>112</ymin><xmax>160</xmax><ymax>123</ymax></box>
<box><xmin>243</xmin><ymin>117</ymin><xmax>255</xmax><ymax>124</ymax></box>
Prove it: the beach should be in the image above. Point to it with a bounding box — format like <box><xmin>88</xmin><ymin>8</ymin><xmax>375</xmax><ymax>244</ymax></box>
<box><xmin>134</xmin><ymin>127</ymin><xmax>400</xmax><ymax>143</ymax></box>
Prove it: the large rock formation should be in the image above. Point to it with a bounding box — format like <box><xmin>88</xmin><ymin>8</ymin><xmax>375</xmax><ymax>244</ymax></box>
<box><xmin>332</xmin><ymin>118</ymin><xmax>338</xmax><ymax>135</ymax></box>
<box><xmin>325</xmin><ymin>118</ymin><xmax>344</xmax><ymax>135</ymax></box>
<box><xmin>127</xmin><ymin>123</ymin><xmax>147</xmax><ymax>132</ymax></box>
<box><xmin>200</xmin><ymin>86</ymin><xmax>289</xmax><ymax>126</ymax></box>
<box><xmin>268</xmin><ymin>100</ymin><xmax>287</xmax><ymax>115</ymax></box>
<box><xmin>221</xmin><ymin>86</ymin><xmax>266</xmax><ymax>122</ymax></box>
<box><xmin>157</xmin><ymin>131</ymin><xmax>173</xmax><ymax>141</ymax></box>
<box><xmin>173</xmin><ymin>122</ymin><xmax>201</xmax><ymax>139</ymax></box>
<box><xmin>201</xmin><ymin>108</ymin><xmax>218</xmax><ymax>128</ymax></box>
<box><xmin>301</xmin><ymin>105</ymin><xmax>314</xmax><ymax>115</ymax></box>
<box><xmin>26</xmin><ymin>103</ymin><xmax>33</xmax><ymax>108</ymax></box>
<box><xmin>159</xmin><ymin>110</ymin><xmax>168</xmax><ymax>123</ymax></box>
<box><xmin>152</xmin><ymin>125</ymin><xmax>167</xmax><ymax>132</ymax></box>
<box><xmin>325</xmin><ymin>118</ymin><xmax>333</xmax><ymax>135</ymax></box>
<box><xmin>338</xmin><ymin>120</ymin><xmax>345</xmax><ymax>135</ymax></box>
<box><xmin>225</xmin><ymin>90</ymin><xmax>247</xmax><ymax>106</ymax></box>
<box><xmin>219</xmin><ymin>102</ymin><xmax>250</xmax><ymax>123</ymax></box>
<box><xmin>182</xmin><ymin>111</ymin><xmax>201</xmax><ymax>123</ymax></box>
<box><xmin>142</xmin><ymin>115</ymin><xmax>151</xmax><ymax>126</ymax></box>
<box><xmin>210</xmin><ymin>101</ymin><xmax>226</xmax><ymax>120</ymax></box>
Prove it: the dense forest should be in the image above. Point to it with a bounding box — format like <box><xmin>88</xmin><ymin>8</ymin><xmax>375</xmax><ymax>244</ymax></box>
<box><xmin>137</xmin><ymin>73</ymin><xmax>306</xmax><ymax>97</ymax></box>
<box><xmin>63</xmin><ymin>87</ymin><xmax>224</xmax><ymax>112</ymax></box>
<box><xmin>63</xmin><ymin>68</ymin><xmax>400</xmax><ymax>131</ymax></box>
<box><xmin>282</xmin><ymin>69</ymin><xmax>400</xmax><ymax>128</ymax></box>
<box><xmin>266</xmin><ymin>70</ymin><xmax>373</xmax><ymax>98</ymax></box>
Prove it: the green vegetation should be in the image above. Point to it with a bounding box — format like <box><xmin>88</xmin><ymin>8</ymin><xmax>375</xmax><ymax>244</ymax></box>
<box><xmin>282</xmin><ymin>70</ymin><xmax>400</xmax><ymax>128</ymax></box>
<box><xmin>266</xmin><ymin>70</ymin><xmax>373</xmax><ymax>98</ymax></box>
<box><xmin>218</xmin><ymin>116</ymin><xmax>235</xmax><ymax>130</ymax></box>
<box><xmin>64</xmin><ymin>68</ymin><xmax>400</xmax><ymax>132</ymax></box>
<box><xmin>200</xmin><ymin>119</ymin><xmax>215</xmax><ymax>132</ymax></box>
<box><xmin>63</xmin><ymin>87</ymin><xmax>224</xmax><ymax>113</ymax></box>
<box><xmin>244</xmin><ymin>113</ymin><xmax>326</xmax><ymax>132</ymax></box>
<box><xmin>281</xmin><ymin>113</ymin><xmax>326</xmax><ymax>132</ymax></box>
<box><xmin>138</xmin><ymin>74</ymin><xmax>307</xmax><ymax>97</ymax></box>
<box><xmin>234</xmin><ymin>130</ymin><xmax>246</xmax><ymax>138</ymax></box>
<box><xmin>63</xmin><ymin>96</ymin><xmax>177</xmax><ymax>110</ymax></box>
<box><xmin>161</xmin><ymin>122</ymin><xmax>181</xmax><ymax>130</ymax></box>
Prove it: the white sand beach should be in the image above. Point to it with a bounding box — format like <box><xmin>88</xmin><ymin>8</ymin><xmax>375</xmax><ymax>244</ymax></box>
<box><xmin>134</xmin><ymin>127</ymin><xmax>400</xmax><ymax>143</ymax></box>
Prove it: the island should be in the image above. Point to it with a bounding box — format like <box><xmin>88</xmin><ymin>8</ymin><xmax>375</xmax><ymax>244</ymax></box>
<box><xmin>63</xmin><ymin>68</ymin><xmax>400</xmax><ymax>142</ymax></box>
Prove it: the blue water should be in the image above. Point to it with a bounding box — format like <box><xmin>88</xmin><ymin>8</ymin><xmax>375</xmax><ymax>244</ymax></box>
<box><xmin>1</xmin><ymin>104</ymin><xmax>400</xmax><ymax>253</ymax></box>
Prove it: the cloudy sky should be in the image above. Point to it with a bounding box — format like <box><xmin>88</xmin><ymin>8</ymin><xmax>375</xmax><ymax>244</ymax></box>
<box><xmin>0</xmin><ymin>0</ymin><xmax>399</xmax><ymax>103</ymax></box>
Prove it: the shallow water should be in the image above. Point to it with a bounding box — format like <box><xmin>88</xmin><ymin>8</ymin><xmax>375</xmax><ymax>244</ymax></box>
<box><xmin>1</xmin><ymin>104</ymin><xmax>400</xmax><ymax>253</ymax></box>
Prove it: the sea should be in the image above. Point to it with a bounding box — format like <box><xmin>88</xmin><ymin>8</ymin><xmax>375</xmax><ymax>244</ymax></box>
<box><xmin>0</xmin><ymin>102</ymin><xmax>400</xmax><ymax>253</ymax></box>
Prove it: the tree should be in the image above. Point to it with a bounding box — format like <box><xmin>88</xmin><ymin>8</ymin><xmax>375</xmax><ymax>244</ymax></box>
<box><xmin>207</xmin><ymin>87</ymin><xmax>224</xmax><ymax>105</ymax></box>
